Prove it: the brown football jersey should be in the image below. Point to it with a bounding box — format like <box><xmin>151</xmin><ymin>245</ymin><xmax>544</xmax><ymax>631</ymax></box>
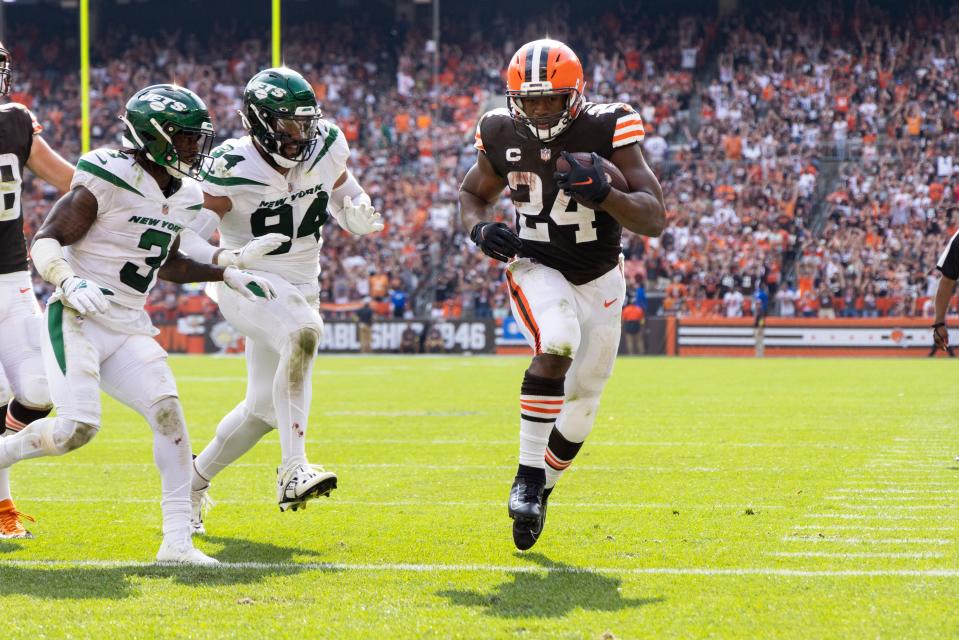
<box><xmin>475</xmin><ymin>102</ymin><xmax>644</xmax><ymax>285</ymax></box>
<box><xmin>0</xmin><ymin>102</ymin><xmax>40</xmax><ymax>274</ymax></box>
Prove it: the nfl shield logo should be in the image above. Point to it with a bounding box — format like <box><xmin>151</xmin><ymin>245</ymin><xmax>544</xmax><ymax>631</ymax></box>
<box><xmin>541</xmin><ymin>148</ymin><xmax>551</xmax><ymax>163</ymax></box>
<box><xmin>162</xmin><ymin>204</ymin><xmax>169</xmax><ymax>215</ymax></box>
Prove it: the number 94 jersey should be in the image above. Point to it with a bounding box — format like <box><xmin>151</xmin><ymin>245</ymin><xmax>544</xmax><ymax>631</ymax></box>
<box><xmin>475</xmin><ymin>102</ymin><xmax>645</xmax><ymax>285</ymax></box>
<box><xmin>203</xmin><ymin>122</ymin><xmax>349</xmax><ymax>285</ymax></box>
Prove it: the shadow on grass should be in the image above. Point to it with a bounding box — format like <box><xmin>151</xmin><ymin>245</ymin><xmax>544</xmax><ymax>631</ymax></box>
<box><xmin>0</xmin><ymin>540</ymin><xmax>22</xmax><ymax>554</ymax></box>
<box><xmin>0</xmin><ymin>536</ymin><xmax>335</xmax><ymax>600</ymax></box>
<box><xmin>437</xmin><ymin>552</ymin><xmax>663</xmax><ymax>618</ymax></box>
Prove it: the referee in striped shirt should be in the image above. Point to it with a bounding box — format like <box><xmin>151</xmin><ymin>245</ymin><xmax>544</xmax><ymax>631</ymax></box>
<box><xmin>933</xmin><ymin>231</ymin><xmax>959</xmax><ymax>356</ymax></box>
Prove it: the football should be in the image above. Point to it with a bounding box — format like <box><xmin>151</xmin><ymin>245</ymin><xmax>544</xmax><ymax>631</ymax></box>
<box><xmin>555</xmin><ymin>152</ymin><xmax>629</xmax><ymax>208</ymax></box>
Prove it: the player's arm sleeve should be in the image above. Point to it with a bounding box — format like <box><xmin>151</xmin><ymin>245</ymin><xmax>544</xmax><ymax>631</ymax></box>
<box><xmin>611</xmin><ymin>104</ymin><xmax>646</xmax><ymax>149</ymax></box>
<box><xmin>178</xmin><ymin>209</ymin><xmax>222</xmax><ymax>264</ymax></box>
<box><xmin>937</xmin><ymin>229</ymin><xmax>959</xmax><ymax>280</ymax></box>
<box><xmin>71</xmin><ymin>151</ymin><xmax>117</xmax><ymax>213</ymax></box>
<box><xmin>327</xmin><ymin>129</ymin><xmax>375</xmax><ymax>220</ymax></box>
<box><xmin>474</xmin><ymin>112</ymin><xmax>506</xmax><ymax>178</ymax></box>
<box><xmin>8</xmin><ymin>103</ymin><xmax>41</xmax><ymax>157</ymax></box>
<box><xmin>474</xmin><ymin>115</ymin><xmax>486</xmax><ymax>153</ymax></box>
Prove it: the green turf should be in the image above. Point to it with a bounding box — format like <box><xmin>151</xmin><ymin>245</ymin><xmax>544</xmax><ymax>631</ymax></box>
<box><xmin>2</xmin><ymin>356</ymin><xmax>958</xmax><ymax>638</ymax></box>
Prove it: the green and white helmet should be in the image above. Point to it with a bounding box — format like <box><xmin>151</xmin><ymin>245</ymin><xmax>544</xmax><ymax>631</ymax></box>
<box><xmin>119</xmin><ymin>84</ymin><xmax>215</xmax><ymax>179</ymax></box>
<box><xmin>241</xmin><ymin>67</ymin><xmax>321</xmax><ymax>168</ymax></box>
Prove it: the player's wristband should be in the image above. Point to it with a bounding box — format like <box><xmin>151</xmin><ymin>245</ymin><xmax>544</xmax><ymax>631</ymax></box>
<box><xmin>932</xmin><ymin>322</ymin><xmax>946</xmax><ymax>329</ymax></box>
<box><xmin>31</xmin><ymin>237</ymin><xmax>76</xmax><ymax>287</ymax></box>
<box><xmin>214</xmin><ymin>249</ymin><xmax>239</xmax><ymax>267</ymax></box>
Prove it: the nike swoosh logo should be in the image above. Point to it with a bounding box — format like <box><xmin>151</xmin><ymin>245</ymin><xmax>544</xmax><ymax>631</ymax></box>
<box><xmin>604</xmin><ymin>298</ymin><xmax>617</xmax><ymax>308</ymax></box>
<box><xmin>95</xmin><ymin>154</ymin><xmax>108</xmax><ymax>165</ymax></box>
<box><xmin>571</xmin><ymin>178</ymin><xmax>593</xmax><ymax>186</ymax></box>
<box><xmin>18</xmin><ymin>287</ymin><xmax>30</xmax><ymax>294</ymax></box>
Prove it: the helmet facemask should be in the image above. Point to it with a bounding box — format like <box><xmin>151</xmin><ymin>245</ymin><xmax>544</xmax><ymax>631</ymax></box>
<box><xmin>121</xmin><ymin>115</ymin><xmax>215</xmax><ymax>179</ymax></box>
<box><xmin>0</xmin><ymin>45</ymin><xmax>11</xmax><ymax>97</ymax></box>
<box><xmin>507</xmin><ymin>83</ymin><xmax>584</xmax><ymax>143</ymax></box>
<box><xmin>243</xmin><ymin>104</ymin><xmax>321</xmax><ymax>168</ymax></box>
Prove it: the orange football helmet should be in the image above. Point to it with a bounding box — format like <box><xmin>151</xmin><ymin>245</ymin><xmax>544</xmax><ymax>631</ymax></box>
<box><xmin>505</xmin><ymin>39</ymin><xmax>585</xmax><ymax>142</ymax></box>
<box><xmin>0</xmin><ymin>42</ymin><xmax>10</xmax><ymax>96</ymax></box>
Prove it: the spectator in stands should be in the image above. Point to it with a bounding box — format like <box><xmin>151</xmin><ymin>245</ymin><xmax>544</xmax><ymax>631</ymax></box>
<box><xmin>622</xmin><ymin>303</ymin><xmax>646</xmax><ymax>355</ymax></box>
<box><xmin>424</xmin><ymin>327</ymin><xmax>445</xmax><ymax>354</ymax></box>
<box><xmin>356</xmin><ymin>297</ymin><xmax>374</xmax><ymax>354</ymax></box>
<box><xmin>399</xmin><ymin>325</ymin><xmax>419</xmax><ymax>354</ymax></box>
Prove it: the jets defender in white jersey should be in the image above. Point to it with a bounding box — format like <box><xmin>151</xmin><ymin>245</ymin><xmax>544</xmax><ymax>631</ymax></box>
<box><xmin>0</xmin><ymin>85</ymin><xmax>276</xmax><ymax>564</ymax></box>
<box><xmin>179</xmin><ymin>67</ymin><xmax>383</xmax><ymax>531</ymax></box>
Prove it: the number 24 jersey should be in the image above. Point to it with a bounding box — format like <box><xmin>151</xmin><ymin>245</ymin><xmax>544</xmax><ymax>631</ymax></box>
<box><xmin>475</xmin><ymin>102</ymin><xmax>645</xmax><ymax>285</ymax></box>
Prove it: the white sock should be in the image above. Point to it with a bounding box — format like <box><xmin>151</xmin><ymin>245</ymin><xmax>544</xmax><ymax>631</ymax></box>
<box><xmin>275</xmin><ymin>329</ymin><xmax>318</xmax><ymax>469</ymax></box>
<box><xmin>0</xmin><ymin>431</ymin><xmax>11</xmax><ymax>501</ymax></box>
<box><xmin>518</xmin><ymin>418</ymin><xmax>551</xmax><ymax>468</ymax></box>
<box><xmin>192</xmin><ymin>402</ymin><xmax>272</xmax><ymax>490</ymax></box>
<box><xmin>147</xmin><ymin>399</ymin><xmax>192</xmax><ymax>537</ymax></box>
<box><xmin>518</xmin><ymin>371</ymin><xmax>565</xmax><ymax>469</ymax></box>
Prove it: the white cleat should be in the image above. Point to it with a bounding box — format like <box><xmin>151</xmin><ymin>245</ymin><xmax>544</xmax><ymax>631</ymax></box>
<box><xmin>277</xmin><ymin>463</ymin><xmax>337</xmax><ymax>512</ymax></box>
<box><xmin>190</xmin><ymin>487</ymin><xmax>214</xmax><ymax>536</ymax></box>
<box><xmin>156</xmin><ymin>532</ymin><xmax>219</xmax><ymax>565</ymax></box>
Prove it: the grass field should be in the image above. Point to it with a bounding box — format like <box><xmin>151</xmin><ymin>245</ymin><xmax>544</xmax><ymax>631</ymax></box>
<box><xmin>2</xmin><ymin>355</ymin><xmax>958</xmax><ymax>639</ymax></box>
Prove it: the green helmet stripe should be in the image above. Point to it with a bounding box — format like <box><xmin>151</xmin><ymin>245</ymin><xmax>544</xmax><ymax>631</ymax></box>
<box><xmin>76</xmin><ymin>159</ymin><xmax>144</xmax><ymax>197</ymax></box>
<box><xmin>308</xmin><ymin>126</ymin><xmax>340</xmax><ymax>172</ymax></box>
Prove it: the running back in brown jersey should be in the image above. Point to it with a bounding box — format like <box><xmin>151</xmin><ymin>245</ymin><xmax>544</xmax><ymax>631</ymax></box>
<box><xmin>475</xmin><ymin>102</ymin><xmax>645</xmax><ymax>285</ymax></box>
<box><xmin>0</xmin><ymin>102</ymin><xmax>40</xmax><ymax>274</ymax></box>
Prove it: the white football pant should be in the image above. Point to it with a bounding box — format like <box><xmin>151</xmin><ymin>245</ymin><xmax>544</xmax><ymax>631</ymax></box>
<box><xmin>505</xmin><ymin>257</ymin><xmax>626</xmax><ymax>443</ymax></box>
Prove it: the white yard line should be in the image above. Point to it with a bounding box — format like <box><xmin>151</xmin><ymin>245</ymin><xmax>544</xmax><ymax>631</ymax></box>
<box><xmin>14</xmin><ymin>496</ymin><xmax>785</xmax><ymax>509</ymax></box>
<box><xmin>792</xmin><ymin>525</ymin><xmax>956</xmax><ymax>532</ymax></box>
<box><xmin>2</xmin><ymin>559</ymin><xmax>959</xmax><ymax>577</ymax></box>
<box><xmin>832</xmin><ymin>489</ymin><xmax>959</xmax><ymax>495</ymax></box>
<box><xmin>807</xmin><ymin>514</ymin><xmax>942</xmax><ymax>521</ymax></box>
<box><xmin>766</xmin><ymin>552</ymin><xmax>944</xmax><ymax>559</ymax></box>
<box><xmin>837</xmin><ymin>504</ymin><xmax>953</xmax><ymax>511</ymax></box>
<box><xmin>781</xmin><ymin>536</ymin><xmax>950</xmax><ymax>545</ymax></box>
<box><xmin>91</xmin><ymin>437</ymin><xmax>849</xmax><ymax>449</ymax></box>
<box><xmin>841</xmin><ymin>481</ymin><xmax>956</xmax><ymax>487</ymax></box>
<box><xmin>824</xmin><ymin>495</ymin><xmax>956</xmax><ymax>502</ymax></box>
<box><xmin>17</xmin><ymin>461</ymin><xmax>731</xmax><ymax>473</ymax></box>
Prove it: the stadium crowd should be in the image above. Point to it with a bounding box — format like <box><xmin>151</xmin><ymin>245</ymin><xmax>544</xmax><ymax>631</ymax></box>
<box><xmin>8</xmin><ymin>0</ymin><xmax>959</xmax><ymax>327</ymax></box>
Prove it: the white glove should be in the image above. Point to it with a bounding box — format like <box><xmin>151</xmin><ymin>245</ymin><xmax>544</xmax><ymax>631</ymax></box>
<box><xmin>223</xmin><ymin>266</ymin><xmax>277</xmax><ymax>302</ymax></box>
<box><xmin>338</xmin><ymin>196</ymin><xmax>384</xmax><ymax>235</ymax></box>
<box><xmin>219</xmin><ymin>233</ymin><xmax>290</xmax><ymax>268</ymax></box>
<box><xmin>61</xmin><ymin>276</ymin><xmax>110</xmax><ymax>316</ymax></box>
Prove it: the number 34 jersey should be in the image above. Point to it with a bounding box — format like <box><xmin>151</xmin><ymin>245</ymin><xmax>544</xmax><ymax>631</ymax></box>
<box><xmin>67</xmin><ymin>149</ymin><xmax>204</xmax><ymax>321</ymax></box>
<box><xmin>475</xmin><ymin>102</ymin><xmax>645</xmax><ymax>285</ymax></box>
<box><xmin>203</xmin><ymin>122</ymin><xmax>349</xmax><ymax>285</ymax></box>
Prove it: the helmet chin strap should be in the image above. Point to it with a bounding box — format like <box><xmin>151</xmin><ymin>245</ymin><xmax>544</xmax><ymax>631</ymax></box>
<box><xmin>164</xmin><ymin>161</ymin><xmax>193</xmax><ymax>178</ymax></box>
<box><xmin>269</xmin><ymin>152</ymin><xmax>300</xmax><ymax>168</ymax></box>
<box><xmin>252</xmin><ymin>136</ymin><xmax>299</xmax><ymax>168</ymax></box>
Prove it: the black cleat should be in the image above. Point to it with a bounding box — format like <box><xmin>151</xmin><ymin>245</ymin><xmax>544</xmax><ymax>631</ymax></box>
<box><xmin>509</xmin><ymin>476</ymin><xmax>545</xmax><ymax>550</ymax></box>
<box><xmin>515</xmin><ymin>486</ymin><xmax>553</xmax><ymax>551</ymax></box>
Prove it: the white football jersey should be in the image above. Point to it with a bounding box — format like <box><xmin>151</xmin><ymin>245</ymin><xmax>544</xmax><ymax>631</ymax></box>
<box><xmin>65</xmin><ymin>148</ymin><xmax>204</xmax><ymax>332</ymax></box>
<box><xmin>203</xmin><ymin>121</ymin><xmax>349</xmax><ymax>284</ymax></box>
